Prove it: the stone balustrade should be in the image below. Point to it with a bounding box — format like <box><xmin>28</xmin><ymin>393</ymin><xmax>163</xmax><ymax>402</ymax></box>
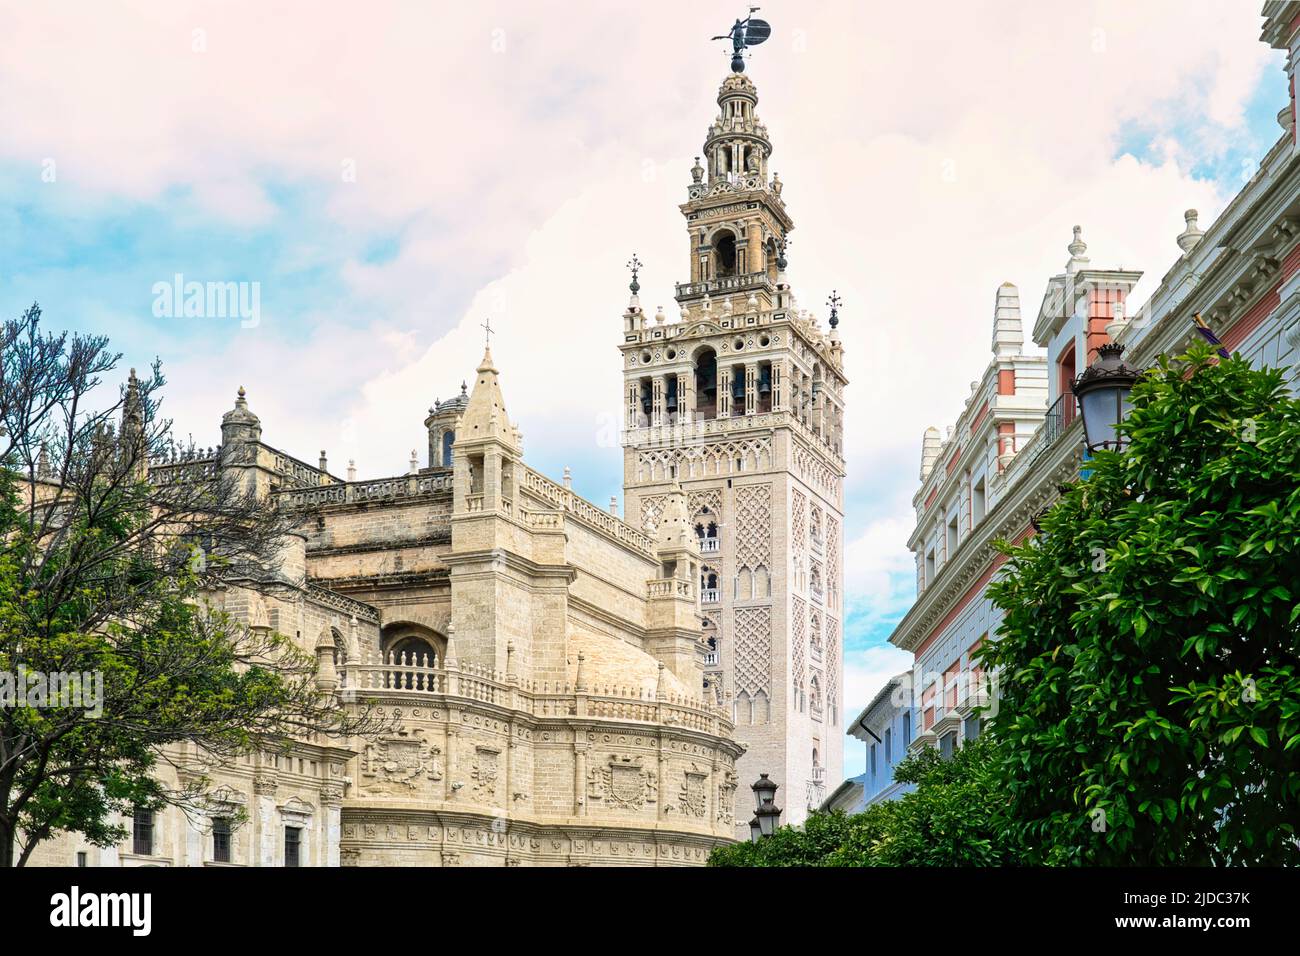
<box><xmin>522</xmin><ymin>467</ymin><xmax>656</xmax><ymax>557</ymax></box>
<box><xmin>337</xmin><ymin>656</ymin><xmax>733</xmax><ymax>736</ymax></box>
<box><xmin>277</xmin><ymin>471</ymin><xmax>453</xmax><ymax>510</ymax></box>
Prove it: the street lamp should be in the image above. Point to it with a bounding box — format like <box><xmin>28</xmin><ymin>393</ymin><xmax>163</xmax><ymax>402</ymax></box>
<box><xmin>1072</xmin><ymin>342</ymin><xmax>1142</xmax><ymax>453</ymax></box>
<box><xmin>750</xmin><ymin>773</ymin><xmax>782</xmax><ymax>840</ymax></box>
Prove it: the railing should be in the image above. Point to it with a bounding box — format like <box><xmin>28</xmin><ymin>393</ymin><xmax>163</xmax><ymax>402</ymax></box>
<box><xmin>647</xmin><ymin>578</ymin><xmax>694</xmax><ymax>600</ymax></box>
<box><xmin>1023</xmin><ymin>394</ymin><xmax>1077</xmax><ymax>467</ymax></box>
<box><xmin>699</xmin><ymin>537</ymin><xmax>720</xmax><ymax>553</ymax></box>
<box><xmin>148</xmin><ymin>457</ymin><xmax>221</xmax><ymax>483</ymax></box>
<box><xmin>811</xmin><ymin>766</ymin><xmax>826</xmax><ymax>783</ymax></box>
<box><xmin>701</xmin><ymin>588</ymin><xmax>720</xmax><ymax>603</ymax></box>
<box><xmin>276</xmin><ymin>470</ymin><xmax>452</xmax><ymax>510</ymax></box>
<box><xmin>336</xmin><ymin>657</ymin><xmax>733</xmax><ymax>735</ymax></box>
<box><xmin>674</xmin><ymin>270</ymin><xmax>773</xmax><ymax>300</ymax></box>
<box><xmin>522</xmin><ymin>467</ymin><xmax>656</xmax><ymax>557</ymax></box>
<box><xmin>703</xmin><ymin>651</ymin><xmax>718</xmax><ymax>666</ymax></box>
<box><xmin>307</xmin><ymin>584</ymin><xmax>379</xmax><ymax>625</ymax></box>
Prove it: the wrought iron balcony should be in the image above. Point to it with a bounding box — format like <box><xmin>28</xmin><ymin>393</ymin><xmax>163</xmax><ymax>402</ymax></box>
<box><xmin>1026</xmin><ymin>393</ymin><xmax>1078</xmax><ymax>465</ymax></box>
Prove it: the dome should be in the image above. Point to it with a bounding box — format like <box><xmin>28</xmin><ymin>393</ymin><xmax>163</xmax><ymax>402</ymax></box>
<box><xmin>221</xmin><ymin>385</ymin><xmax>260</xmax><ymax>426</ymax></box>
<box><xmin>220</xmin><ymin>385</ymin><xmax>261</xmax><ymax>444</ymax></box>
<box><xmin>567</xmin><ymin>628</ymin><xmax>691</xmax><ymax>699</ymax></box>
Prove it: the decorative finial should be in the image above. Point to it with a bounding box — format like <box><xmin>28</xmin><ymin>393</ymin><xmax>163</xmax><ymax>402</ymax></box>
<box><xmin>775</xmin><ymin>235</ymin><xmax>789</xmax><ymax>271</ymax></box>
<box><xmin>626</xmin><ymin>253</ymin><xmax>642</xmax><ymax>295</ymax></box>
<box><xmin>826</xmin><ymin>290</ymin><xmax>842</xmax><ymax>329</ymax></box>
<box><xmin>460</xmin><ymin>380</ymin><xmax>468</xmax><ymax>397</ymax></box>
<box><xmin>237</xmin><ymin>385</ymin><xmax>246</xmax><ymax>401</ymax></box>
<box><xmin>691</xmin><ymin>156</ymin><xmax>704</xmax><ymax>184</ymax></box>
<box><xmin>480</xmin><ymin>317</ymin><xmax>495</xmax><ymax>349</ymax></box>
<box><xmin>711</xmin><ymin>10</ymin><xmax>772</xmax><ymax>73</ymax></box>
<box><xmin>1177</xmin><ymin>209</ymin><xmax>1204</xmax><ymax>254</ymax></box>
<box><xmin>1068</xmin><ymin>225</ymin><xmax>1088</xmax><ymax>258</ymax></box>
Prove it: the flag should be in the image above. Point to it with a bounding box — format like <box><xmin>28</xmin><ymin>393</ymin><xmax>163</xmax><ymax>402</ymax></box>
<box><xmin>1192</xmin><ymin>313</ymin><xmax>1231</xmax><ymax>360</ymax></box>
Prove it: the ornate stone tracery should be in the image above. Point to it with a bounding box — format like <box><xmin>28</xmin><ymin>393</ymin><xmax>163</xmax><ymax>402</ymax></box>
<box><xmin>733</xmin><ymin>483</ymin><xmax>772</xmax><ymax>571</ymax></box>
<box><xmin>732</xmin><ymin>606</ymin><xmax>772</xmax><ymax>699</ymax></box>
<box><xmin>640</xmin><ymin>494</ymin><xmax>668</xmax><ymax>533</ymax></box>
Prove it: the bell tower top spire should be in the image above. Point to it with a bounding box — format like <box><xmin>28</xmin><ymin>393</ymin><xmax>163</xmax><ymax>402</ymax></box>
<box><xmin>677</xmin><ymin>68</ymin><xmax>793</xmax><ymax>320</ymax></box>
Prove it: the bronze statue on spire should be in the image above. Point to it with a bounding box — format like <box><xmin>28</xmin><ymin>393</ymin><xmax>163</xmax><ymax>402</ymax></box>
<box><xmin>711</xmin><ymin>8</ymin><xmax>771</xmax><ymax>73</ymax></box>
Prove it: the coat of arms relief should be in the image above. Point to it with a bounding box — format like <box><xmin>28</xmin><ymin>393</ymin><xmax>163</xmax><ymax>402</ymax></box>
<box><xmin>587</xmin><ymin>754</ymin><xmax>657</xmax><ymax>810</ymax></box>
<box><xmin>360</xmin><ymin>727</ymin><xmax>443</xmax><ymax>795</ymax></box>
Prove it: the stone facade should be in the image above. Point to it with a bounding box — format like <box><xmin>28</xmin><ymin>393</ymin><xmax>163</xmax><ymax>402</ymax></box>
<box><xmin>30</xmin><ymin>348</ymin><xmax>742</xmax><ymax>867</ymax></box>
<box><xmin>619</xmin><ymin>71</ymin><xmax>847</xmax><ymax>834</ymax></box>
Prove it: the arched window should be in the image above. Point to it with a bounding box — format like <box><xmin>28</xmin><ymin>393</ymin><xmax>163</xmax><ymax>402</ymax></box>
<box><xmin>387</xmin><ymin>635</ymin><xmax>436</xmax><ymax>665</ymax></box>
<box><xmin>902</xmin><ymin>711</ymin><xmax>912</xmax><ymax>748</ymax></box>
<box><xmin>714</xmin><ymin>229</ymin><xmax>737</xmax><ymax>277</ymax></box>
<box><xmin>441</xmin><ymin>431</ymin><xmax>455</xmax><ymax>466</ymax></box>
<box><xmin>694</xmin><ymin>348</ymin><xmax>718</xmax><ymax>420</ymax></box>
<box><xmin>381</xmin><ymin>626</ymin><xmax>445</xmax><ymax>691</ymax></box>
<box><xmin>884</xmin><ymin>726</ymin><xmax>892</xmax><ymax>764</ymax></box>
<box><xmin>700</xmin><ymin>569</ymin><xmax>719</xmax><ymax>603</ymax></box>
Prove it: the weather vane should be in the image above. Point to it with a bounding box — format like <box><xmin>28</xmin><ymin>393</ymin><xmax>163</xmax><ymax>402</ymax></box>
<box><xmin>826</xmin><ymin>290</ymin><xmax>842</xmax><ymax>329</ymax></box>
<box><xmin>627</xmin><ymin>253</ymin><xmax>643</xmax><ymax>295</ymax></box>
<box><xmin>711</xmin><ymin>7</ymin><xmax>771</xmax><ymax>73</ymax></box>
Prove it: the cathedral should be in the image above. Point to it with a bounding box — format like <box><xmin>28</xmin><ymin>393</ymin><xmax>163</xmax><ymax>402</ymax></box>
<box><xmin>28</xmin><ymin>59</ymin><xmax>845</xmax><ymax>867</ymax></box>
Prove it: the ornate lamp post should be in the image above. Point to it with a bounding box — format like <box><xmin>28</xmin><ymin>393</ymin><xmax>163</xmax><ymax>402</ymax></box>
<box><xmin>1072</xmin><ymin>343</ymin><xmax>1142</xmax><ymax>453</ymax></box>
<box><xmin>750</xmin><ymin>773</ymin><xmax>782</xmax><ymax>841</ymax></box>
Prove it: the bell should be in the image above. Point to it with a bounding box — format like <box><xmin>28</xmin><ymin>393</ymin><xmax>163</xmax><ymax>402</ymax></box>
<box><xmin>732</xmin><ymin>376</ymin><xmax>745</xmax><ymax>400</ymax></box>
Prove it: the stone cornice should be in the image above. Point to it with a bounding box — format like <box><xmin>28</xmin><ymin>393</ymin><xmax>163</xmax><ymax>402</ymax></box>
<box><xmin>1127</xmin><ymin>146</ymin><xmax>1300</xmax><ymax>366</ymax></box>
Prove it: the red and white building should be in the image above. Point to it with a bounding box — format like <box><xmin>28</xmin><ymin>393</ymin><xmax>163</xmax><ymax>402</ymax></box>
<box><xmin>869</xmin><ymin>1</ymin><xmax>1300</xmax><ymax>766</ymax></box>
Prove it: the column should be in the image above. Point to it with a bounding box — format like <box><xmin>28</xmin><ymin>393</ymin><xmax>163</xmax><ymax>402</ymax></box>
<box><xmin>677</xmin><ymin>371</ymin><xmax>692</xmax><ymax>424</ymax></box>
<box><xmin>652</xmin><ymin>375</ymin><xmax>665</xmax><ymax>427</ymax></box>
<box><xmin>627</xmin><ymin>381</ymin><xmax>640</xmax><ymax>429</ymax></box>
<box><xmin>744</xmin><ymin>363</ymin><xmax>757</xmax><ymax>416</ymax></box>
<box><xmin>574</xmin><ymin>741</ymin><xmax>588</xmax><ymax>817</ymax></box>
<box><xmin>718</xmin><ymin>366</ymin><xmax>732</xmax><ymax>418</ymax></box>
<box><xmin>772</xmin><ymin>360</ymin><xmax>784</xmax><ymax>411</ymax></box>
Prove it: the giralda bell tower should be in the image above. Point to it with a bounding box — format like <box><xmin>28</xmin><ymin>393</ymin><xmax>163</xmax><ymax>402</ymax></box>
<box><xmin>618</xmin><ymin>28</ymin><xmax>847</xmax><ymax>834</ymax></box>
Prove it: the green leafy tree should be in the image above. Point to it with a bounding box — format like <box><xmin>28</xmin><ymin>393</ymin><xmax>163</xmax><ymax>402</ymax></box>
<box><xmin>708</xmin><ymin>737</ymin><xmax>1015</xmax><ymax>866</ymax></box>
<box><xmin>984</xmin><ymin>343</ymin><xmax>1300</xmax><ymax>865</ymax></box>
<box><xmin>0</xmin><ymin>304</ymin><xmax>386</xmax><ymax>866</ymax></box>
